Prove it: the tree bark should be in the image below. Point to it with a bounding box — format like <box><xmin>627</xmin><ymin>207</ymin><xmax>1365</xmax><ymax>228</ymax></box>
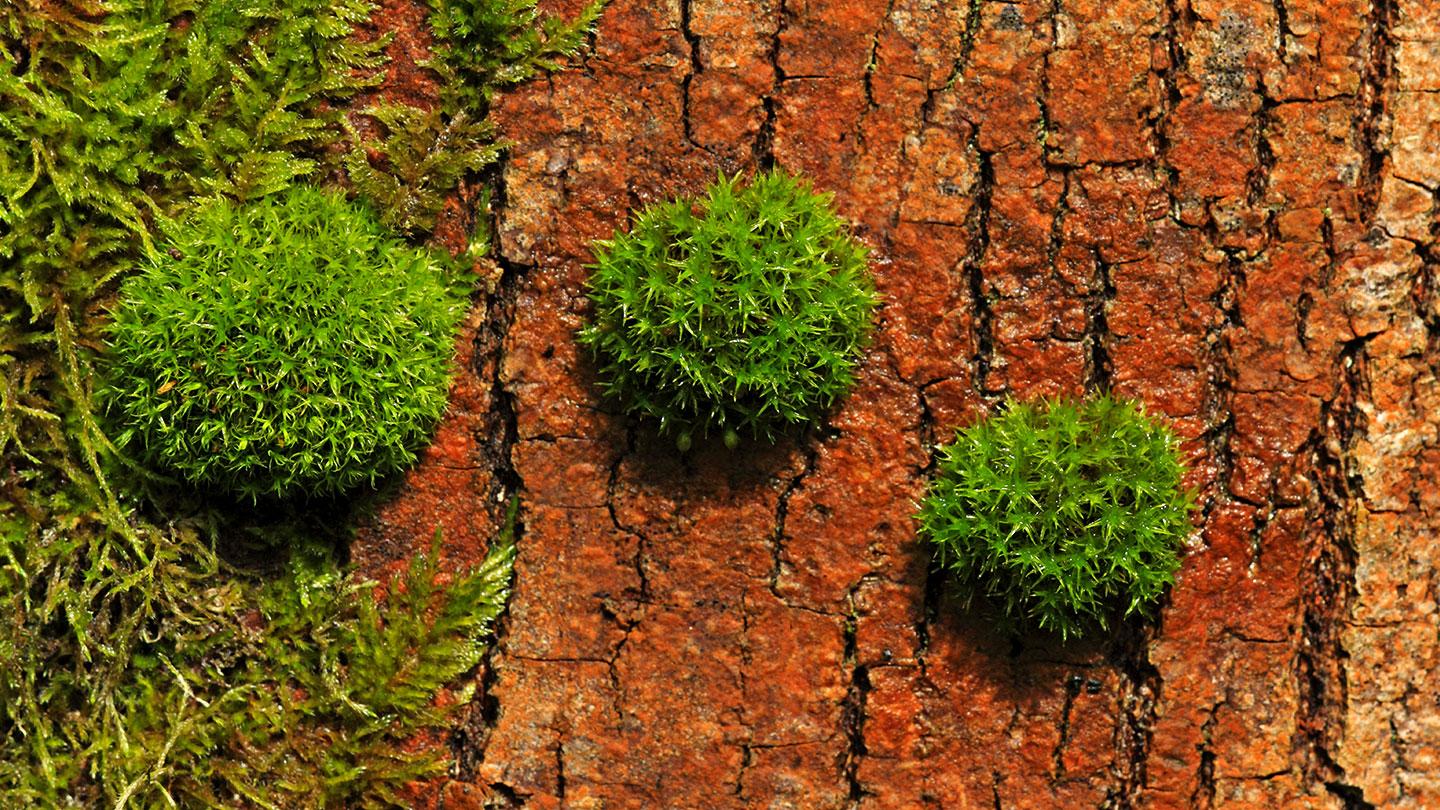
<box><xmin>356</xmin><ymin>0</ymin><xmax>1440</xmax><ymax>806</ymax></box>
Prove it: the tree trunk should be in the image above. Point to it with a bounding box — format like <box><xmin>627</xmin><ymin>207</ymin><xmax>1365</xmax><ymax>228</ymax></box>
<box><xmin>356</xmin><ymin>0</ymin><xmax>1440</xmax><ymax>806</ymax></box>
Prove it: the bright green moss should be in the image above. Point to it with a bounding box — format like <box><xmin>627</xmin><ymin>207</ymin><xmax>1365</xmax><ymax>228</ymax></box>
<box><xmin>103</xmin><ymin>187</ymin><xmax>466</xmax><ymax>500</ymax></box>
<box><xmin>424</xmin><ymin>0</ymin><xmax>606</xmax><ymax>103</ymax></box>
<box><xmin>578</xmin><ymin>171</ymin><xmax>878</xmax><ymax>449</ymax></box>
<box><xmin>917</xmin><ymin>396</ymin><xmax>1195</xmax><ymax>639</ymax></box>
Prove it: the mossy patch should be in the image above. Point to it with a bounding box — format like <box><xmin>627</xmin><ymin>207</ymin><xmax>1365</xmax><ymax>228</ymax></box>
<box><xmin>0</xmin><ymin>0</ymin><xmax>602</xmax><ymax>804</ymax></box>
<box><xmin>0</xmin><ymin>503</ymin><xmax>516</xmax><ymax>807</ymax></box>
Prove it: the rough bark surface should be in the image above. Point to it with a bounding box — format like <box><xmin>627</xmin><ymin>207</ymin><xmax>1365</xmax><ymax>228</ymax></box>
<box><xmin>354</xmin><ymin>0</ymin><xmax>1440</xmax><ymax>806</ymax></box>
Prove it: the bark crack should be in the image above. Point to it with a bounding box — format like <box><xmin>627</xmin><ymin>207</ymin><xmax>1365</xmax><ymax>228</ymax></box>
<box><xmin>1084</xmin><ymin>250</ymin><xmax>1116</xmax><ymax>394</ymax></box>
<box><xmin>1296</xmin><ymin>337</ymin><xmax>1373</xmax><ymax>805</ymax></box>
<box><xmin>1107</xmin><ymin>620</ymin><xmax>1163</xmax><ymax>808</ymax></box>
<box><xmin>963</xmin><ymin>142</ymin><xmax>998</xmax><ymax>397</ymax></box>
<box><xmin>1358</xmin><ymin>0</ymin><xmax>1396</xmax><ymax>221</ymax></box>
<box><xmin>679</xmin><ymin>0</ymin><xmax>703</xmax><ymax>150</ymax></box>
<box><xmin>455</xmin><ymin>156</ymin><xmax>532</xmax><ymax>780</ymax></box>
<box><xmin>841</xmin><ymin>599</ymin><xmax>873</xmax><ymax>806</ymax></box>
<box><xmin>754</xmin><ymin>0</ymin><xmax>788</xmax><ymax>168</ymax></box>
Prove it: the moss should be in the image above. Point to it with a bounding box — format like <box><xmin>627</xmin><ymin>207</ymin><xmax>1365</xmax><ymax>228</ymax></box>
<box><xmin>0</xmin><ymin>0</ymin><xmax>600</xmax><ymax>805</ymax></box>
<box><xmin>424</xmin><ymin>0</ymin><xmax>607</xmax><ymax>106</ymax></box>
<box><xmin>103</xmin><ymin>188</ymin><xmax>467</xmax><ymax>500</ymax></box>
<box><xmin>344</xmin><ymin>0</ymin><xmax>607</xmax><ymax>234</ymax></box>
<box><xmin>0</xmin><ymin>0</ymin><xmax>386</xmax><ymax>517</ymax></box>
<box><xmin>0</xmin><ymin>501</ymin><xmax>516</xmax><ymax>807</ymax></box>
<box><xmin>578</xmin><ymin>170</ymin><xmax>879</xmax><ymax>449</ymax></box>
<box><xmin>917</xmin><ymin>396</ymin><xmax>1195</xmax><ymax>639</ymax></box>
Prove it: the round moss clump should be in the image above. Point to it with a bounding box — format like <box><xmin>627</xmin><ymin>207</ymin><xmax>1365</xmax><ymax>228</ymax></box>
<box><xmin>577</xmin><ymin>170</ymin><xmax>878</xmax><ymax>449</ymax></box>
<box><xmin>103</xmin><ymin>186</ymin><xmax>467</xmax><ymax>500</ymax></box>
<box><xmin>917</xmin><ymin>396</ymin><xmax>1194</xmax><ymax>639</ymax></box>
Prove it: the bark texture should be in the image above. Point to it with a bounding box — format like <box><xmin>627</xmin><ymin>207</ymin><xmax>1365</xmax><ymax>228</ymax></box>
<box><xmin>353</xmin><ymin>0</ymin><xmax>1440</xmax><ymax>806</ymax></box>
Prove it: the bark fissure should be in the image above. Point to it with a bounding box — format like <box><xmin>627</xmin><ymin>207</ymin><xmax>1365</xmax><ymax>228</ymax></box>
<box><xmin>754</xmin><ymin>0</ymin><xmax>787</xmax><ymax>168</ymax></box>
<box><xmin>769</xmin><ymin>435</ymin><xmax>819</xmax><ymax>598</ymax></box>
<box><xmin>1296</xmin><ymin>338</ymin><xmax>1372</xmax><ymax>803</ymax></box>
<box><xmin>1084</xmin><ymin>252</ymin><xmax>1115</xmax><ymax>394</ymax></box>
<box><xmin>456</xmin><ymin>161</ymin><xmax>531</xmax><ymax>781</ymax></box>
<box><xmin>1109</xmin><ymin>620</ymin><xmax>1163</xmax><ymax>808</ymax></box>
<box><xmin>1358</xmin><ymin>0</ymin><xmax>1395</xmax><ymax>220</ymax></box>
<box><xmin>964</xmin><ymin>143</ymin><xmax>998</xmax><ymax>396</ymax></box>
<box><xmin>1052</xmin><ymin>673</ymin><xmax>1083</xmax><ymax>780</ymax></box>
<box><xmin>841</xmin><ymin>604</ymin><xmax>873</xmax><ymax>806</ymax></box>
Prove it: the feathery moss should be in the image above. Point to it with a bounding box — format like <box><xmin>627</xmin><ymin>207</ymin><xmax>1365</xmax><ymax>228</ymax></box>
<box><xmin>0</xmin><ymin>504</ymin><xmax>516</xmax><ymax>808</ymax></box>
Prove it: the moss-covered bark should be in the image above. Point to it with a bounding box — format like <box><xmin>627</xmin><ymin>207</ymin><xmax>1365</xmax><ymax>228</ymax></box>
<box><xmin>358</xmin><ymin>0</ymin><xmax>1440</xmax><ymax>806</ymax></box>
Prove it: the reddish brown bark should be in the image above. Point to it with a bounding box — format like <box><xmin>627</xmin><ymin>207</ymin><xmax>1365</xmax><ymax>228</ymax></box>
<box><xmin>355</xmin><ymin>0</ymin><xmax>1440</xmax><ymax>806</ymax></box>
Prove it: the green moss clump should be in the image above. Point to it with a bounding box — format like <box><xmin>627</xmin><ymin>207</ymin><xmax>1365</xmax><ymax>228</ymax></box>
<box><xmin>917</xmin><ymin>396</ymin><xmax>1194</xmax><ymax>639</ymax></box>
<box><xmin>103</xmin><ymin>187</ymin><xmax>466</xmax><ymax>499</ymax></box>
<box><xmin>578</xmin><ymin>171</ymin><xmax>878</xmax><ymax>449</ymax></box>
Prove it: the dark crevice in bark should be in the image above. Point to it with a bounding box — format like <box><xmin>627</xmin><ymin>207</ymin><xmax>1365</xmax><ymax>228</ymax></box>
<box><xmin>1190</xmin><ymin>701</ymin><xmax>1221</xmax><ymax>809</ymax></box>
<box><xmin>1200</xmin><ymin>251</ymin><xmax>1243</xmax><ymax>516</ymax></box>
<box><xmin>1154</xmin><ymin>0</ymin><xmax>1189</xmax><ymax>201</ymax></box>
<box><xmin>1270</xmin><ymin>0</ymin><xmax>1292</xmax><ymax>66</ymax></box>
<box><xmin>1296</xmin><ymin>289</ymin><xmax>1315</xmax><ymax>349</ymax></box>
<box><xmin>555</xmin><ymin>738</ymin><xmax>568</xmax><ymax>802</ymax></box>
<box><xmin>735</xmin><ymin>743</ymin><xmax>755</xmax><ymax>797</ymax></box>
<box><xmin>940</xmin><ymin>0</ymin><xmax>986</xmax><ymax>91</ymax></box>
<box><xmin>1106</xmin><ymin>619</ymin><xmax>1162</xmax><ymax>809</ymax></box>
<box><xmin>455</xmin><ymin>158</ymin><xmax>530</xmax><ymax>781</ymax></box>
<box><xmin>1245</xmin><ymin>98</ymin><xmax>1279</xmax><ymax>210</ymax></box>
<box><xmin>768</xmin><ymin>445</ymin><xmax>814</xmax><ymax>597</ymax></box>
<box><xmin>481</xmin><ymin>780</ymin><xmax>529</xmax><ymax>809</ymax></box>
<box><xmin>1246</xmin><ymin>501</ymin><xmax>1278</xmax><ymax>573</ymax></box>
<box><xmin>860</xmin><ymin>0</ymin><xmax>895</xmax><ymax>111</ymax></box>
<box><xmin>910</xmin><ymin>375</ymin><xmax>945</xmax><ymax>689</ymax></box>
<box><xmin>477</xmin><ymin>159</ymin><xmax>528</xmax><ymax>503</ymax></box>
<box><xmin>1327</xmin><ymin>782</ymin><xmax>1377</xmax><ymax>810</ymax></box>
<box><xmin>1045</xmin><ymin>170</ymin><xmax>1072</xmax><ymax>273</ymax></box>
<box><xmin>1036</xmin><ymin>0</ymin><xmax>1066</xmax><ymax>167</ymax></box>
<box><xmin>734</xmin><ymin>590</ymin><xmax>756</xmax><ymax>796</ymax></box>
<box><xmin>679</xmin><ymin>0</ymin><xmax>703</xmax><ymax>149</ymax></box>
<box><xmin>1358</xmin><ymin>0</ymin><xmax>1395</xmax><ymax>222</ymax></box>
<box><xmin>605</xmin><ymin>420</ymin><xmax>649</xmax><ymax>603</ymax></box>
<box><xmin>913</xmin><ymin>544</ymin><xmax>946</xmax><ymax>691</ymax></box>
<box><xmin>963</xmin><ymin>142</ymin><xmax>998</xmax><ymax>397</ymax></box>
<box><xmin>914</xmin><ymin>379</ymin><xmax>939</xmax><ymax>460</ymax></box>
<box><xmin>754</xmin><ymin>0</ymin><xmax>788</xmax><ymax>169</ymax></box>
<box><xmin>1296</xmin><ymin>336</ymin><xmax>1371</xmax><ymax>801</ymax></box>
<box><xmin>1084</xmin><ymin>252</ymin><xmax>1115</xmax><ymax>394</ymax></box>
<box><xmin>841</xmin><ymin>607</ymin><xmax>872</xmax><ymax>806</ymax></box>
<box><xmin>1052</xmin><ymin>673</ymin><xmax>1083</xmax><ymax>780</ymax></box>
<box><xmin>600</xmin><ymin>423</ymin><xmax>645</xmax><ymax>727</ymax></box>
